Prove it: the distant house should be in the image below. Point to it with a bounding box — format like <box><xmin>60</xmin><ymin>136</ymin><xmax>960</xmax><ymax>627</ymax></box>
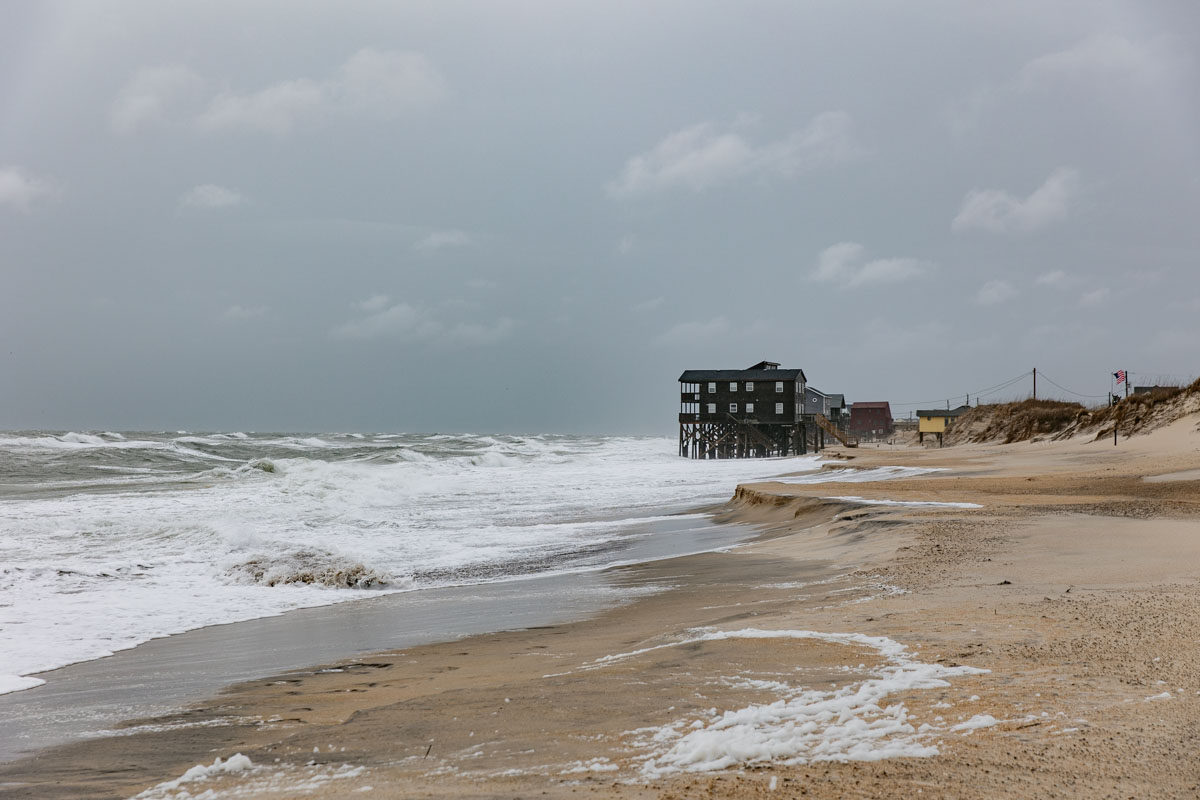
<box><xmin>917</xmin><ymin>406</ymin><xmax>970</xmax><ymax>445</ymax></box>
<box><xmin>677</xmin><ymin>360</ymin><xmax>810</xmax><ymax>459</ymax></box>
<box><xmin>827</xmin><ymin>394</ymin><xmax>848</xmax><ymax>431</ymax></box>
<box><xmin>1132</xmin><ymin>385</ymin><xmax>1179</xmax><ymax>395</ymax></box>
<box><xmin>849</xmin><ymin>402</ymin><xmax>893</xmax><ymax>440</ymax></box>
<box><xmin>801</xmin><ymin>388</ymin><xmax>849</xmax><ymax>433</ymax></box>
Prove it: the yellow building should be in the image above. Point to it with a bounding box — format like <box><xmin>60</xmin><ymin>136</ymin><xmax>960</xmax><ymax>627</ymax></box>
<box><xmin>917</xmin><ymin>406</ymin><xmax>969</xmax><ymax>444</ymax></box>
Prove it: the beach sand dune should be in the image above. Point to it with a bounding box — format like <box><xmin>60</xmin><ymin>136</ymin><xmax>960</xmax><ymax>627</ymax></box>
<box><xmin>4</xmin><ymin>416</ymin><xmax>1200</xmax><ymax>798</ymax></box>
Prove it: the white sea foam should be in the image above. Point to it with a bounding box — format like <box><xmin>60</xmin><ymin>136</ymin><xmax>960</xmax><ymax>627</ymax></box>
<box><xmin>950</xmin><ymin>714</ymin><xmax>1000</xmax><ymax>731</ymax></box>
<box><xmin>614</xmin><ymin>628</ymin><xmax>988</xmax><ymax>776</ymax></box>
<box><xmin>825</xmin><ymin>496</ymin><xmax>982</xmax><ymax>509</ymax></box>
<box><xmin>0</xmin><ymin>433</ymin><xmax>164</xmax><ymax>451</ymax></box>
<box><xmin>770</xmin><ymin>466</ymin><xmax>947</xmax><ymax>484</ymax></box>
<box><xmin>561</xmin><ymin>758</ymin><xmax>619</xmax><ymax>774</ymax></box>
<box><xmin>131</xmin><ymin>755</ymin><xmax>369</xmax><ymax>800</ymax></box>
<box><xmin>0</xmin><ymin>675</ymin><xmax>45</xmax><ymax>694</ymax></box>
<box><xmin>130</xmin><ymin>753</ymin><xmax>254</xmax><ymax>798</ymax></box>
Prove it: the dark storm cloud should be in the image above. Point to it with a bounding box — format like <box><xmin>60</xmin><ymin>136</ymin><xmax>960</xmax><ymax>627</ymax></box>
<box><xmin>1</xmin><ymin>1</ymin><xmax>1198</xmax><ymax>432</ymax></box>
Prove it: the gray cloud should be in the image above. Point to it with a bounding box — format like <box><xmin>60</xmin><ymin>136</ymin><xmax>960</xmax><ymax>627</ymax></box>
<box><xmin>1079</xmin><ymin>287</ymin><xmax>1111</xmax><ymax>307</ymax></box>
<box><xmin>223</xmin><ymin>304</ymin><xmax>268</xmax><ymax>320</ymax></box>
<box><xmin>655</xmin><ymin>316</ymin><xmax>769</xmax><ymax>347</ymax></box>
<box><xmin>197</xmin><ymin>48</ymin><xmax>446</xmax><ymax>135</ymax></box>
<box><xmin>414</xmin><ymin>229</ymin><xmax>472</xmax><ymax>252</ymax></box>
<box><xmin>810</xmin><ymin>243</ymin><xmax>930</xmax><ymax>289</ymax></box>
<box><xmin>110</xmin><ymin>65</ymin><xmax>203</xmax><ymax>134</ymax></box>
<box><xmin>1034</xmin><ymin>270</ymin><xmax>1077</xmax><ymax>289</ymax></box>
<box><xmin>607</xmin><ymin>111</ymin><xmax>863</xmax><ymax>196</ymax></box>
<box><xmin>857</xmin><ymin>318</ymin><xmax>952</xmax><ymax>358</ymax></box>
<box><xmin>949</xmin><ymin>34</ymin><xmax>1169</xmax><ymax>136</ymax></box>
<box><xmin>976</xmin><ymin>280</ymin><xmax>1018</xmax><ymax>305</ymax></box>
<box><xmin>953</xmin><ymin>167</ymin><xmax>1079</xmax><ymax>234</ymax></box>
<box><xmin>180</xmin><ymin>184</ymin><xmax>246</xmax><ymax>209</ymax></box>
<box><xmin>2</xmin><ymin>2</ymin><xmax>1198</xmax><ymax>432</ymax></box>
<box><xmin>1017</xmin><ymin>34</ymin><xmax>1169</xmax><ymax>91</ymax></box>
<box><xmin>332</xmin><ymin>299</ymin><xmax>514</xmax><ymax>347</ymax></box>
<box><xmin>0</xmin><ymin>166</ymin><xmax>55</xmax><ymax>211</ymax></box>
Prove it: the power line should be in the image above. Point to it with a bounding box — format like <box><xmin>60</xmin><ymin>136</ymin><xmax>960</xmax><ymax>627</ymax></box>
<box><xmin>870</xmin><ymin>366</ymin><xmax>1189</xmax><ymax>412</ymax></box>
<box><xmin>1034</xmin><ymin>372</ymin><xmax>1109</xmax><ymax>399</ymax></box>
<box><xmin>889</xmin><ymin>370</ymin><xmax>1032</xmax><ymax>408</ymax></box>
<box><xmin>974</xmin><ymin>372</ymin><xmax>1034</xmax><ymax>399</ymax></box>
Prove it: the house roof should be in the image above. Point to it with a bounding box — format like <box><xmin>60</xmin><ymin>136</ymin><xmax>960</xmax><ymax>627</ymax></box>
<box><xmin>852</xmin><ymin>401</ymin><xmax>891</xmax><ymax>410</ymax></box>
<box><xmin>679</xmin><ymin>368</ymin><xmax>805</xmax><ymax>382</ymax></box>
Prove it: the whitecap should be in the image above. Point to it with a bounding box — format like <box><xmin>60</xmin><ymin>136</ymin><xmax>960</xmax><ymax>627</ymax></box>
<box><xmin>224</xmin><ymin>550</ymin><xmax>398</xmax><ymax>589</ymax></box>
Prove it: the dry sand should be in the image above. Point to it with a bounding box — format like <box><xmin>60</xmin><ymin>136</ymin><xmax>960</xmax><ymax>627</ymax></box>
<box><xmin>3</xmin><ymin>416</ymin><xmax>1200</xmax><ymax>799</ymax></box>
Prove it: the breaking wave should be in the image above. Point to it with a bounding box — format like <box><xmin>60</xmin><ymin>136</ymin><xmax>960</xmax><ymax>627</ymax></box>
<box><xmin>1</xmin><ymin>430</ymin><xmax>824</xmax><ymax>696</ymax></box>
<box><xmin>225</xmin><ymin>551</ymin><xmax>398</xmax><ymax>589</ymax></box>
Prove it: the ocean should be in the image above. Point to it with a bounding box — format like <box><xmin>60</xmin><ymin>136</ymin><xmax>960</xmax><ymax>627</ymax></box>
<box><xmin>0</xmin><ymin>430</ymin><xmax>819</xmax><ymax>696</ymax></box>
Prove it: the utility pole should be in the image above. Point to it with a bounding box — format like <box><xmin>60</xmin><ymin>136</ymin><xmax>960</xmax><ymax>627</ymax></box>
<box><xmin>1032</xmin><ymin>367</ymin><xmax>1037</xmax><ymax>400</ymax></box>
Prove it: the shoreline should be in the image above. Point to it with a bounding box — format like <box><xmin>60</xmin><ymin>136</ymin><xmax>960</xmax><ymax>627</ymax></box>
<box><xmin>5</xmin><ymin>419</ymin><xmax>1200</xmax><ymax>797</ymax></box>
<box><xmin>0</xmin><ymin>511</ymin><xmax>765</xmax><ymax>764</ymax></box>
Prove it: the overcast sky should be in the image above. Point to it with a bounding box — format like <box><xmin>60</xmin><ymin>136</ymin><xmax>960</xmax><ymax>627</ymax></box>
<box><xmin>2</xmin><ymin>1</ymin><xmax>1198</xmax><ymax>434</ymax></box>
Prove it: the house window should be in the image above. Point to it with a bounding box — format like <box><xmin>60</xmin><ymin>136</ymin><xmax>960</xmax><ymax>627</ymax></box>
<box><xmin>730</xmin><ymin>403</ymin><xmax>738</xmax><ymax>413</ymax></box>
<box><xmin>775</xmin><ymin>382</ymin><xmax>784</xmax><ymax>392</ymax></box>
<box><xmin>707</xmin><ymin>403</ymin><xmax>716</xmax><ymax>414</ymax></box>
<box><xmin>775</xmin><ymin>403</ymin><xmax>784</xmax><ymax>414</ymax></box>
<box><xmin>730</xmin><ymin>382</ymin><xmax>737</xmax><ymax>391</ymax></box>
<box><xmin>746</xmin><ymin>381</ymin><xmax>754</xmax><ymax>391</ymax></box>
<box><xmin>707</xmin><ymin>383</ymin><xmax>716</xmax><ymax>393</ymax></box>
<box><xmin>746</xmin><ymin>402</ymin><xmax>754</xmax><ymax>413</ymax></box>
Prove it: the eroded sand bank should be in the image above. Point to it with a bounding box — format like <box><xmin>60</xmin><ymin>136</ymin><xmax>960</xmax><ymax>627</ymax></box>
<box><xmin>4</xmin><ymin>416</ymin><xmax>1200</xmax><ymax>799</ymax></box>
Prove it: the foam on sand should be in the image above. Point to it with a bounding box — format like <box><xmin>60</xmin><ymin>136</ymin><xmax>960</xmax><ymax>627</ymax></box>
<box><xmin>131</xmin><ymin>753</ymin><xmax>254</xmax><ymax>797</ymax></box>
<box><xmin>949</xmin><ymin>714</ymin><xmax>1000</xmax><ymax>732</ymax></box>
<box><xmin>592</xmin><ymin>628</ymin><xmax>988</xmax><ymax>776</ymax></box>
<box><xmin>130</xmin><ymin>754</ymin><xmax>368</xmax><ymax>799</ymax></box>
<box><xmin>825</xmin><ymin>496</ymin><xmax>982</xmax><ymax>509</ymax></box>
<box><xmin>770</xmin><ymin>466</ymin><xmax>947</xmax><ymax>485</ymax></box>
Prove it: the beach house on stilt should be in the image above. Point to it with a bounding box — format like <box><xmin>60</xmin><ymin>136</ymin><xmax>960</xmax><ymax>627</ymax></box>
<box><xmin>678</xmin><ymin>361</ymin><xmax>858</xmax><ymax>458</ymax></box>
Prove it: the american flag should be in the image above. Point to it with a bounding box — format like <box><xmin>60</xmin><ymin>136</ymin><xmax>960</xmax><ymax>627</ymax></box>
<box><xmin>1114</xmin><ymin>370</ymin><xmax>1126</xmax><ymax>385</ymax></box>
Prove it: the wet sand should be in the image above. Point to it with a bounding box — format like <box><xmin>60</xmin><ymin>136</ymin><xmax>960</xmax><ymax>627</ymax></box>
<box><xmin>4</xmin><ymin>416</ymin><xmax>1200</xmax><ymax>798</ymax></box>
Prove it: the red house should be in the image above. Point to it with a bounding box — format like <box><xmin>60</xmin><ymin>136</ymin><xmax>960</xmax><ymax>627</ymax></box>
<box><xmin>849</xmin><ymin>401</ymin><xmax>893</xmax><ymax>439</ymax></box>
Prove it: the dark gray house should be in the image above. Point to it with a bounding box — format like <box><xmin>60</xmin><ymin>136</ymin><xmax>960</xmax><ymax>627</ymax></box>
<box><xmin>678</xmin><ymin>360</ymin><xmax>811</xmax><ymax>458</ymax></box>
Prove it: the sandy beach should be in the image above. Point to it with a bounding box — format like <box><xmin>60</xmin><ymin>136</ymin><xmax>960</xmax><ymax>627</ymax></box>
<box><xmin>4</xmin><ymin>417</ymin><xmax>1200</xmax><ymax>799</ymax></box>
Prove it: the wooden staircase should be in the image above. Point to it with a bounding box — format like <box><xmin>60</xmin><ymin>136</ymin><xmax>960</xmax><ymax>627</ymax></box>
<box><xmin>722</xmin><ymin>414</ymin><xmax>792</xmax><ymax>456</ymax></box>
<box><xmin>814</xmin><ymin>413</ymin><xmax>858</xmax><ymax>447</ymax></box>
